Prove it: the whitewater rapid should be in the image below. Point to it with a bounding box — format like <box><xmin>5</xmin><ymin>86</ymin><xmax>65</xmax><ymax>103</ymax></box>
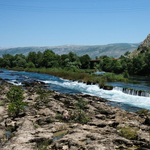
<box><xmin>44</xmin><ymin>79</ymin><xmax>150</xmax><ymax>110</ymax></box>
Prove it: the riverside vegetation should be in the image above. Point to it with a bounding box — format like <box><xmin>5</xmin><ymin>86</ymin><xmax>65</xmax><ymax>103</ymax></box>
<box><xmin>0</xmin><ymin>80</ymin><xmax>150</xmax><ymax>149</ymax></box>
<box><xmin>0</xmin><ymin>46</ymin><xmax>150</xmax><ymax>77</ymax></box>
<box><xmin>0</xmin><ymin>49</ymin><xmax>129</xmax><ymax>87</ymax></box>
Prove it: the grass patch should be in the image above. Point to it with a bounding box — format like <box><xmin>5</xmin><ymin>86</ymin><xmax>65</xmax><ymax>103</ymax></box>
<box><xmin>137</xmin><ymin>109</ymin><xmax>149</xmax><ymax>116</ymax></box>
<box><xmin>0</xmin><ymin>102</ymin><xmax>5</xmax><ymax>106</ymax></box>
<box><xmin>33</xmin><ymin>121</ymin><xmax>40</xmax><ymax>128</ymax></box>
<box><xmin>35</xmin><ymin>140</ymin><xmax>50</xmax><ymax>150</ymax></box>
<box><xmin>117</xmin><ymin>126</ymin><xmax>138</xmax><ymax>139</ymax></box>
<box><xmin>98</xmin><ymin>106</ymin><xmax>104</xmax><ymax>112</ymax></box>
<box><xmin>55</xmin><ymin>113</ymin><xmax>63</xmax><ymax>122</ymax></box>
<box><xmin>0</xmin><ymin>118</ymin><xmax>4</xmax><ymax>123</ymax></box>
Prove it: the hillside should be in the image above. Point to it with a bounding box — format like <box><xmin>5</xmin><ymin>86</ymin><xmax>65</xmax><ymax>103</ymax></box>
<box><xmin>0</xmin><ymin>43</ymin><xmax>140</xmax><ymax>59</ymax></box>
<box><xmin>129</xmin><ymin>34</ymin><xmax>150</xmax><ymax>57</ymax></box>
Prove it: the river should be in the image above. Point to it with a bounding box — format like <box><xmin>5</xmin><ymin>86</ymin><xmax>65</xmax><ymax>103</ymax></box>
<box><xmin>0</xmin><ymin>69</ymin><xmax>150</xmax><ymax>111</ymax></box>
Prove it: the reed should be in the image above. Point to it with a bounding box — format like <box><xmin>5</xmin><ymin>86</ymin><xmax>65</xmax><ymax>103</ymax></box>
<box><xmin>8</xmin><ymin>67</ymin><xmax>127</xmax><ymax>85</ymax></box>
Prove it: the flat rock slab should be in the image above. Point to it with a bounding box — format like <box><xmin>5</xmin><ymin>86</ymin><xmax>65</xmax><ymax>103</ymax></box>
<box><xmin>0</xmin><ymin>106</ymin><xmax>5</xmax><ymax>114</ymax></box>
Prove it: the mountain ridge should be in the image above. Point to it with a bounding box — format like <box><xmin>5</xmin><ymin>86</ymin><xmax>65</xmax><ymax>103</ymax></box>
<box><xmin>129</xmin><ymin>34</ymin><xmax>150</xmax><ymax>57</ymax></box>
<box><xmin>0</xmin><ymin>43</ymin><xmax>140</xmax><ymax>59</ymax></box>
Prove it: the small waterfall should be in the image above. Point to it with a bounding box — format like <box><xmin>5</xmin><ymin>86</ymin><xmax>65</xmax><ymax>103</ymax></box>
<box><xmin>113</xmin><ymin>86</ymin><xmax>123</xmax><ymax>91</ymax></box>
<box><xmin>141</xmin><ymin>91</ymin><xmax>150</xmax><ymax>97</ymax></box>
<box><xmin>113</xmin><ymin>86</ymin><xmax>150</xmax><ymax>97</ymax></box>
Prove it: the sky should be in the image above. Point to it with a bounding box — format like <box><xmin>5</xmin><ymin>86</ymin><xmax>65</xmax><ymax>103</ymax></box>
<box><xmin>0</xmin><ymin>0</ymin><xmax>150</xmax><ymax>47</ymax></box>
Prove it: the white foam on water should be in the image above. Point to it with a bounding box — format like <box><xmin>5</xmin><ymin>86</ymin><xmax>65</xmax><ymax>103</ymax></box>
<box><xmin>8</xmin><ymin>80</ymin><xmax>22</xmax><ymax>86</ymax></box>
<box><xmin>43</xmin><ymin>79</ymin><xmax>150</xmax><ymax>110</ymax></box>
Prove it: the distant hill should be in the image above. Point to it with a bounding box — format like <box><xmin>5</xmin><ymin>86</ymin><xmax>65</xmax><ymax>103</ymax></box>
<box><xmin>129</xmin><ymin>34</ymin><xmax>150</xmax><ymax>57</ymax></box>
<box><xmin>0</xmin><ymin>43</ymin><xmax>140</xmax><ymax>59</ymax></box>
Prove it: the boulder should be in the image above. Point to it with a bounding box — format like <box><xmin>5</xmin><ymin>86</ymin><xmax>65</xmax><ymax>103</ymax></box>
<box><xmin>144</xmin><ymin>116</ymin><xmax>150</xmax><ymax>125</ymax></box>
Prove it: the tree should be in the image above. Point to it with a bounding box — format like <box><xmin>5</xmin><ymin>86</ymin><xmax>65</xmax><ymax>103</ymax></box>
<box><xmin>0</xmin><ymin>58</ymin><xmax>4</xmax><ymax>68</ymax></box>
<box><xmin>124</xmin><ymin>51</ymin><xmax>131</xmax><ymax>57</ymax></box>
<box><xmin>18</xmin><ymin>58</ymin><xmax>27</xmax><ymax>68</ymax></box>
<box><xmin>60</xmin><ymin>54</ymin><xmax>70</xmax><ymax>68</ymax></box>
<box><xmin>2</xmin><ymin>54</ymin><xmax>14</xmax><ymax>68</ymax></box>
<box><xmin>103</xmin><ymin>57</ymin><xmax>113</xmax><ymax>72</ymax></box>
<box><xmin>26</xmin><ymin>51</ymin><xmax>37</xmax><ymax>66</ymax></box>
<box><xmin>42</xmin><ymin>49</ymin><xmax>57</xmax><ymax>68</ymax></box>
<box><xmin>132</xmin><ymin>55</ymin><xmax>146</xmax><ymax>75</ymax></box>
<box><xmin>12</xmin><ymin>54</ymin><xmax>27</xmax><ymax>68</ymax></box>
<box><xmin>36</xmin><ymin>51</ymin><xmax>43</xmax><ymax>68</ymax></box>
<box><xmin>95</xmin><ymin>56</ymin><xmax>98</xmax><ymax>59</ymax></box>
<box><xmin>124</xmin><ymin>70</ymin><xmax>129</xmax><ymax>78</ymax></box>
<box><xmin>79</xmin><ymin>54</ymin><xmax>91</xmax><ymax>69</ymax></box>
<box><xmin>99</xmin><ymin>55</ymin><xmax>109</xmax><ymax>59</ymax></box>
<box><xmin>112</xmin><ymin>60</ymin><xmax>122</xmax><ymax>73</ymax></box>
<box><xmin>65</xmin><ymin>52</ymin><xmax>81</xmax><ymax>71</ymax></box>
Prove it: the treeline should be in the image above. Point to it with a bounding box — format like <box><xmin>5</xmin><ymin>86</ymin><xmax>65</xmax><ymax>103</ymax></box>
<box><xmin>0</xmin><ymin>50</ymin><xmax>91</xmax><ymax>71</ymax></box>
<box><xmin>94</xmin><ymin>48</ymin><xmax>150</xmax><ymax>76</ymax></box>
<box><xmin>0</xmin><ymin>48</ymin><xmax>150</xmax><ymax>76</ymax></box>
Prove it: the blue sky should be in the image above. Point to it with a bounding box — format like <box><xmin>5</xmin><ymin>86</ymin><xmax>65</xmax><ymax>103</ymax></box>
<box><xmin>0</xmin><ymin>0</ymin><xmax>150</xmax><ymax>47</ymax></box>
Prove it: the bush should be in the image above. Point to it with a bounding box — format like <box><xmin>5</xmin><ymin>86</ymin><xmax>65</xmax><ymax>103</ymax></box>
<box><xmin>27</xmin><ymin>62</ymin><xmax>35</xmax><ymax>68</ymax></box>
<box><xmin>71</xmin><ymin>98</ymin><xmax>89</xmax><ymax>124</ymax></box>
<box><xmin>70</xmin><ymin>111</ymin><xmax>89</xmax><ymax>124</ymax></box>
<box><xmin>36</xmin><ymin>88</ymin><xmax>51</xmax><ymax>100</ymax></box>
<box><xmin>75</xmin><ymin>98</ymin><xmax>88</xmax><ymax>110</ymax></box>
<box><xmin>99</xmin><ymin>73</ymin><xmax>127</xmax><ymax>83</ymax></box>
<box><xmin>6</xmin><ymin>87</ymin><xmax>26</xmax><ymax>117</ymax></box>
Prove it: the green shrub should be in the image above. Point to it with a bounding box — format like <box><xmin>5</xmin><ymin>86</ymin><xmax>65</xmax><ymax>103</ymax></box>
<box><xmin>36</xmin><ymin>88</ymin><xmax>51</xmax><ymax>100</ymax></box>
<box><xmin>75</xmin><ymin>98</ymin><xmax>88</xmax><ymax>110</ymax></box>
<box><xmin>6</xmin><ymin>87</ymin><xmax>26</xmax><ymax>117</ymax></box>
<box><xmin>36</xmin><ymin>88</ymin><xmax>44</xmax><ymax>94</ymax></box>
<box><xmin>72</xmin><ymin>98</ymin><xmax>89</xmax><ymax>124</ymax></box>
<box><xmin>27</xmin><ymin>62</ymin><xmax>35</xmax><ymax>68</ymax></box>
<box><xmin>98</xmin><ymin>78</ymin><xmax>106</xmax><ymax>88</ymax></box>
<box><xmin>70</xmin><ymin>111</ymin><xmax>89</xmax><ymax>124</ymax></box>
<box><xmin>99</xmin><ymin>73</ymin><xmax>127</xmax><ymax>83</ymax></box>
<box><xmin>7</xmin><ymin>87</ymin><xmax>24</xmax><ymax>102</ymax></box>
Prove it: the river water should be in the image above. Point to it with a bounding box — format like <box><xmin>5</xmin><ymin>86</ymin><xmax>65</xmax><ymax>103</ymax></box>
<box><xmin>0</xmin><ymin>69</ymin><xmax>150</xmax><ymax>111</ymax></box>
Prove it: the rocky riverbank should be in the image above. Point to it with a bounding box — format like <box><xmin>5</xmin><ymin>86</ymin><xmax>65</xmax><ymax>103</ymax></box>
<box><xmin>0</xmin><ymin>80</ymin><xmax>150</xmax><ymax>150</ymax></box>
